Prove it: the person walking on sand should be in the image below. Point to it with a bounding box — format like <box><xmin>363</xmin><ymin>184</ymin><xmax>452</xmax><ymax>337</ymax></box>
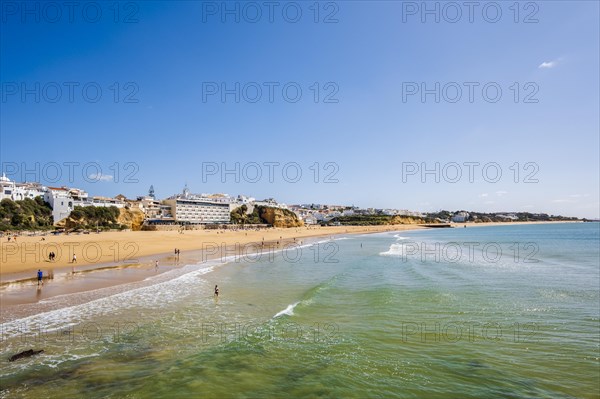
<box><xmin>37</xmin><ymin>269</ymin><xmax>43</xmax><ymax>286</ymax></box>
<box><xmin>72</xmin><ymin>253</ymin><xmax>77</xmax><ymax>263</ymax></box>
<box><xmin>214</xmin><ymin>285</ymin><xmax>219</xmax><ymax>298</ymax></box>
<box><xmin>155</xmin><ymin>260</ymin><xmax>159</xmax><ymax>270</ymax></box>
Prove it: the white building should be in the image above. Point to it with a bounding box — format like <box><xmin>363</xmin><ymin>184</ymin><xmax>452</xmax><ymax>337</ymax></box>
<box><xmin>86</xmin><ymin>196</ymin><xmax>126</xmax><ymax>208</ymax></box>
<box><xmin>303</xmin><ymin>215</ymin><xmax>318</xmax><ymax>225</ymax></box>
<box><xmin>497</xmin><ymin>213</ymin><xmax>518</xmax><ymax>221</ymax></box>
<box><xmin>164</xmin><ymin>198</ymin><xmax>230</xmax><ymax>224</ymax></box>
<box><xmin>164</xmin><ymin>186</ymin><xmax>230</xmax><ymax>224</ymax></box>
<box><xmin>0</xmin><ymin>174</ymin><xmax>46</xmax><ymax>201</ymax></box>
<box><xmin>133</xmin><ymin>196</ymin><xmax>174</xmax><ymax>221</ymax></box>
<box><xmin>253</xmin><ymin>198</ymin><xmax>288</xmax><ymax>209</ymax></box>
<box><xmin>451</xmin><ymin>212</ymin><xmax>470</xmax><ymax>223</ymax></box>
<box><xmin>44</xmin><ymin>187</ymin><xmax>75</xmax><ymax>224</ymax></box>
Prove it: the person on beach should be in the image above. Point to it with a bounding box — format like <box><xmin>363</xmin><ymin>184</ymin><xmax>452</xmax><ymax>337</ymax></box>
<box><xmin>37</xmin><ymin>269</ymin><xmax>43</xmax><ymax>286</ymax></box>
<box><xmin>72</xmin><ymin>253</ymin><xmax>77</xmax><ymax>263</ymax></box>
<box><xmin>214</xmin><ymin>285</ymin><xmax>219</xmax><ymax>297</ymax></box>
<box><xmin>155</xmin><ymin>260</ymin><xmax>159</xmax><ymax>270</ymax></box>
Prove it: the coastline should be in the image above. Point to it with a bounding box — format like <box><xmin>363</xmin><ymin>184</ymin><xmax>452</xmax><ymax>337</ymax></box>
<box><xmin>0</xmin><ymin>225</ymin><xmax>424</xmax><ymax>279</ymax></box>
<box><xmin>0</xmin><ymin>221</ymin><xmax>584</xmax><ymax>319</ymax></box>
<box><xmin>0</xmin><ymin>225</ymin><xmax>422</xmax><ymax>319</ymax></box>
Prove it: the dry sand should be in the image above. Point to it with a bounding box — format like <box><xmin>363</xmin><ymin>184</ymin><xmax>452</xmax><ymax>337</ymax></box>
<box><xmin>0</xmin><ymin>225</ymin><xmax>423</xmax><ymax>281</ymax></box>
<box><xmin>0</xmin><ymin>221</ymin><xmax>582</xmax><ymax>315</ymax></box>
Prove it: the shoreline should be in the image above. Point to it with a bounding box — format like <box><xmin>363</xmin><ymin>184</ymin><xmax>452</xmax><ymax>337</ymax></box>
<box><xmin>0</xmin><ymin>225</ymin><xmax>423</xmax><ymax>320</ymax></box>
<box><xmin>0</xmin><ymin>220</ymin><xmax>583</xmax><ymax>281</ymax></box>
<box><xmin>0</xmin><ymin>225</ymin><xmax>424</xmax><ymax>280</ymax></box>
<box><xmin>0</xmin><ymin>221</ymin><xmax>585</xmax><ymax>320</ymax></box>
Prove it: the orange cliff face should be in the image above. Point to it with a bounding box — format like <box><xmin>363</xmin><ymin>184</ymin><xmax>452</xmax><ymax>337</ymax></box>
<box><xmin>117</xmin><ymin>208</ymin><xmax>145</xmax><ymax>231</ymax></box>
<box><xmin>259</xmin><ymin>207</ymin><xmax>304</xmax><ymax>228</ymax></box>
<box><xmin>58</xmin><ymin>207</ymin><xmax>146</xmax><ymax>231</ymax></box>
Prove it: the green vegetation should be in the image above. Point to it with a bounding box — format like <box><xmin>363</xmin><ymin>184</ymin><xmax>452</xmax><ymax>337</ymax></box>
<box><xmin>0</xmin><ymin>197</ymin><xmax>54</xmax><ymax>231</ymax></box>
<box><xmin>65</xmin><ymin>206</ymin><xmax>123</xmax><ymax>230</ymax></box>
<box><xmin>231</xmin><ymin>205</ymin><xmax>263</xmax><ymax>224</ymax></box>
<box><xmin>328</xmin><ymin>215</ymin><xmax>395</xmax><ymax>226</ymax></box>
<box><xmin>426</xmin><ymin>210</ymin><xmax>581</xmax><ymax>223</ymax></box>
<box><xmin>324</xmin><ymin>214</ymin><xmax>435</xmax><ymax>226</ymax></box>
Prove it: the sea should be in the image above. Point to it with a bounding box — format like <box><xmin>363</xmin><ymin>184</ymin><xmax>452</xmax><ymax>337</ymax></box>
<box><xmin>1</xmin><ymin>223</ymin><xmax>598</xmax><ymax>398</ymax></box>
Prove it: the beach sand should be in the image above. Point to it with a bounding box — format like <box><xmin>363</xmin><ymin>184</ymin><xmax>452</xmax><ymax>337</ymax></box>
<box><xmin>0</xmin><ymin>221</ymin><xmax>581</xmax><ymax>314</ymax></box>
<box><xmin>1</xmin><ymin>221</ymin><xmax>581</xmax><ymax>280</ymax></box>
<box><xmin>0</xmin><ymin>225</ymin><xmax>423</xmax><ymax>280</ymax></box>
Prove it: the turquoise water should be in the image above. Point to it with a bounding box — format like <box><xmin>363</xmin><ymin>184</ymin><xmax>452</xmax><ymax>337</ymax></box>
<box><xmin>1</xmin><ymin>223</ymin><xmax>599</xmax><ymax>398</ymax></box>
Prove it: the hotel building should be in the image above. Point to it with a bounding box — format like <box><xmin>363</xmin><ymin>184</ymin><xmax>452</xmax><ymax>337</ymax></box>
<box><xmin>164</xmin><ymin>186</ymin><xmax>230</xmax><ymax>224</ymax></box>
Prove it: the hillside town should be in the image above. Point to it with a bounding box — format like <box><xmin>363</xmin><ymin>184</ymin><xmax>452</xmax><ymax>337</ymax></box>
<box><xmin>0</xmin><ymin>174</ymin><xmax>583</xmax><ymax>230</ymax></box>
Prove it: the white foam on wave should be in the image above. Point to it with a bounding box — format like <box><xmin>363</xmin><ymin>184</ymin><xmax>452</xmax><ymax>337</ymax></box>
<box><xmin>393</xmin><ymin>235</ymin><xmax>409</xmax><ymax>240</ymax></box>
<box><xmin>380</xmin><ymin>243</ymin><xmax>408</xmax><ymax>257</ymax></box>
<box><xmin>294</xmin><ymin>239</ymin><xmax>330</xmax><ymax>250</ymax></box>
<box><xmin>273</xmin><ymin>302</ymin><xmax>300</xmax><ymax>318</ymax></box>
<box><xmin>0</xmin><ymin>258</ymin><xmax>231</xmax><ymax>340</ymax></box>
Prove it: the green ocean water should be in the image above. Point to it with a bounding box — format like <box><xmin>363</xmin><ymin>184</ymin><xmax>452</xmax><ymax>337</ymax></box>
<box><xmin>1</xmin><ymin>223</ymin><xmax>599</xmax><ymax>398</ymax></box>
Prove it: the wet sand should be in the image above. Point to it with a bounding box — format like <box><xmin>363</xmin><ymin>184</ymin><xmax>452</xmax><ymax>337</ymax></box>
<box><xmin>0</xmin><ymin>225</ymin><xmax>423</xmax><ymax>320</ymax></box>
<box><xmin>0</xmin><ymin>221</ymin><xmax>580</xmax><ymax>319</ymax></box>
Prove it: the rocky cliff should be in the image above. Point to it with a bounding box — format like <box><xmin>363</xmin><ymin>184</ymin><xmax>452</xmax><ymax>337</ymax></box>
<box><xmin>389</xmin><ymin>215</ymin><xmax>432</xmax><ymax>225</ymax></box>
<box><xmin>118</xmin><ymin>208</ymin><xmax>145</xmax><ymax>231</ymax></box>
<box><xmin>258</xmin><ymin>206</ymin><xmax>304</xmax><ymax>228</ymax></box>
<box><xmin>59</xmin><ymin>206</ymin><xmax>145</xmax><ymax>231</ymax></box>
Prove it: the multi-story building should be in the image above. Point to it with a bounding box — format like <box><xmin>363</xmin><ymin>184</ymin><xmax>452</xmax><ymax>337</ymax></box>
<box><xmin>253</xmin><ymin>198</ymin><xmax>288</xmax><ymax>209</ymax></box>
<box><xmin>44</xmin><ymin>187</ymin><xmax>75</xmax><ymax>224</ymax></box>
<box><xmin>164</xmin><ymin>186</ymin><xmax>230</xmax><ymax>224</ymax></box>
<box><xmin>87</xmin><ymin>196</ymin><xmax>126</xmax><ymax>208</ymax></box>
<box><xmin>132</xmin><ymin>196</ymin><xmax>174</xmax><ymax>222</ymax></box>
<box><xmin>164</xmin><ymin>198</ymin><xmax>230</xmax><ymax>224</ymax></box>
<box><xmin>0</xmin><ymin>174</ymin><xmax>46</xmax><ymax>201</ymax></box>
<box><xmin>303</xmin><ymin>215</ymin><xmax>318</xmax><ymax>225</ymax></box>
<box><xmin>451</xmin><ymin>211</ymin><xmax>470</xmax><ymax>223</ymax></box>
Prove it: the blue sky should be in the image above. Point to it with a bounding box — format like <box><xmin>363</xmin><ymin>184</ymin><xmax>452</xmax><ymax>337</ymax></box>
<box><xmin>1</xmin><ymin>1</ymin><xmax>598</xmax><ymax>218</ymax></box>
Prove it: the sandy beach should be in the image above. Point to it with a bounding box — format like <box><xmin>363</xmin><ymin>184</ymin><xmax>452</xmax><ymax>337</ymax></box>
<box><xmin>0</xmin><ymin>221</ymin><xmax>583</xmax><ymax>314</ymax></box>
<box><xmin>0</xmin><ymin>224</ymin><xmax>427</xmax><ymax>320</ymax></box>
<box><xmin>0</xmin><ymin>225</ymin><xmax>425</xmax><ymax>281</ymax></box>
<box><xmin>1</xmin><ymin>221</ymin><xmax>582</xmax><ymax>281</ymax></box>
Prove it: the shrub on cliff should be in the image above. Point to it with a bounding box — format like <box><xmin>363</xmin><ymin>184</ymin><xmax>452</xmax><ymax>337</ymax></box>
<box><xmin>0</xmin><ymin>197</ymin><xmax>54</xmax><ymax>230</ymax></box>
<box><xmin>64</xmin><ymin>205</ymin><xmax>121</xmax><ymax>230</ymax></box>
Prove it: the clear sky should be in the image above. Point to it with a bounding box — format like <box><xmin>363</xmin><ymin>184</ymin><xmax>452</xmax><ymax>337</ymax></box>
<box><xmin>1</xmin><ymin>1</ymin><xmax>598</xmax><ymax>218</ymax></box>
